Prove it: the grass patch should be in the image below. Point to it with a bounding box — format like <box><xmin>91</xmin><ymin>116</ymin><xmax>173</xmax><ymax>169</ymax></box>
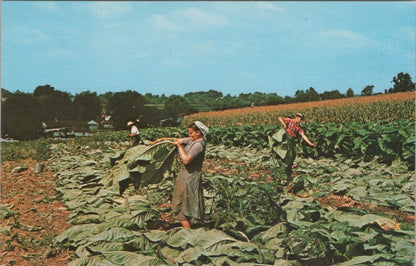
<box><xmin>1</xmin><ymin>138</ymin><xmax>52</xmax><ymax>162</ymax></box>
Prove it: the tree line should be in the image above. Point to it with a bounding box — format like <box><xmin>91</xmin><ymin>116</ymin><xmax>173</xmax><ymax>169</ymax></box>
<box><xmin>1</xmin><ymin>72</ymin><xmax>414</xmax><ymax>140</ymax></box>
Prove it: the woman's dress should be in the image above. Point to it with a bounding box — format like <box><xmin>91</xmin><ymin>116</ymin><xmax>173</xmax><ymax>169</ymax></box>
<box><xmin>171</xmin><ymin>138</ymin><xmax>206</xmax><ymax>220</ymax></box>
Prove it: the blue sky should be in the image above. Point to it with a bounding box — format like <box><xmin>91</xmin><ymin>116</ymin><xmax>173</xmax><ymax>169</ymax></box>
<box><xmin>1</xmin><ymin>1</ymin><xmax>415</xmax><ymax>97</ymax></box>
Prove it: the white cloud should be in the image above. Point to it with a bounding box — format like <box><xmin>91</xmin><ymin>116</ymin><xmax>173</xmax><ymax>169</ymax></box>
<box><xmin>392</xmin><ymin>25</ymin><xmax>415</xmax><ymax>42</ymax></box>
<box><xmin>46</xmin><ymin>48</ymin><xmax>74</xmax><ymax>60</ymax></box>
<box><xmin>3</xmin><ymin>25</ymin><xmax>50</xmax><ymax>45</ymax></box>
<box><xmin>188</xmin><ymin>41</ymin><xmax>214</xmax><ymax>55</ymax></box>
<box><xmin>314</xmin><ymin>29</ymin><xmax>373</xmax><ymax>49</ymax></box>
<box><xmin>148</xmin><ymin>14</ymin><xmax>184</xmax><ymax>32</ymax></box>
<box><xmin>103</xmin><ymin>22</ymin><xmax>124</xmax><ymax>30</ymax></box>
<box><xmin>131</xmin><ymin>50</ymin><xmax>149</xmax><ymax>59</ymax></box>
<box><xmin>211</xmin><ymin>1</ymin><xmax>286</xmax><ymax>19</ymax></box>
<box><xmin>162</xmin><ymin>57</ymin><xmax>186</xmax><ymax>69</ymax></box>
<box><xmin>256</xmin><ymin>2</ymin><xmax>286</xmax><ymax>13</ymax></box>
<box><xmin>33</xmin><ymin>2</ymin><xmax>60</xmax><ymax>13</ymax></box>
<box><xmin>176</xmin><ymin>7</ymin><xmax>229</xmax><ymax>27</ymax></box>
<box><xmin>148</xmin><ymin>7</ymin><xmax>229</xmax><ymax>32</ymax></box>
<box><xmin>87</xmin><ymin>2</ymin><xmax>133</xmax><ymax>20</ymax></box>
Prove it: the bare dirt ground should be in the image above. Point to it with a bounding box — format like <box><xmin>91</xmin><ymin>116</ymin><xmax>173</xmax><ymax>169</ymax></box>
<box><xmin>317</xmin><ymin>195</ymin><xmax>415</xmax><ymax>226</ymax></box>
<box><xmin>1</xmin><ymin>159</ymin><xmax>73</xmax><ymax>265</ymax></box>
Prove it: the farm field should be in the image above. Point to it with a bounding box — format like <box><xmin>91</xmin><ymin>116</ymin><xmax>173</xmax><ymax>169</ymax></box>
<box><xmin>1</xmin><ymin>93</ymin><xmax>414</xmax><ymax>265</ymax></box>
<box><xmin>182</xmin><ymin>91</ymin><xmax>415</xmax><ymax>126</ymax></box>
<box><xmin>1</xmin><ymin>141</ymin><xmax>414</xmax><ymax>265</ymax></box>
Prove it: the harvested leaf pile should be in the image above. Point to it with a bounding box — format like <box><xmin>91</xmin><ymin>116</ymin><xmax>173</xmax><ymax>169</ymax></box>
<box><xmin>46</xmin><ymin>139</ymin><xmax>414</xmax><ymax>265</ymax></box>
<box><xmin>102</xmin><ymin>141</ymin><xmax>179</xmax><ymax>196</ymax></box>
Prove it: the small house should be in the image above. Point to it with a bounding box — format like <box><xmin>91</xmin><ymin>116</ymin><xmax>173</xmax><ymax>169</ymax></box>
<box><xmin>87</xmin><ymin>120</ymin><xmax>99</xmax><ymax>132</ymax></box>
<box><xmin>100</xmin><ymin>114</ymin><xmax>113</xmax><ymax>128</ymax></box>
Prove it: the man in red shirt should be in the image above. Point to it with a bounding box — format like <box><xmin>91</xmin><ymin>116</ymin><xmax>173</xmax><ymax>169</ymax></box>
<box><xmin>279</xmin><ymin>113</ymin><xmax>316</xmax><ymax>146</ymax></box>
<box><xmin>271</xmin><ymin>113</ymin><xmax>316</xmax><ymax>179</ymax></box>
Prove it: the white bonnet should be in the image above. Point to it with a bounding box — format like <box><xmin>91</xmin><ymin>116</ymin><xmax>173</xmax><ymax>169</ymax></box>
<box><xmin>194</xmin><ymin>121</ymin><xmax>209</xmax><ymax>137</ymax></box>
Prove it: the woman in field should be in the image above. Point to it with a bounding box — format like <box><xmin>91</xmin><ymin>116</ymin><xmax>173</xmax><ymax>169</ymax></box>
<box><xmin>153</xmin><ymin>121</ymin><xmax>209</xmax><ymax>228</ymax></box>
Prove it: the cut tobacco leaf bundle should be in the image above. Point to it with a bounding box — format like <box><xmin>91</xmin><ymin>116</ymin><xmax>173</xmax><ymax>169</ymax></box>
<box><xmin>104</xmin><ymin>141</ymin><xmax>179</xmax><ymax>195</ymax></box>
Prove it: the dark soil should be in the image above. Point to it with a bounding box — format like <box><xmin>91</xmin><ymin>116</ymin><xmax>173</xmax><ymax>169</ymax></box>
<box><xmin>1</xmin><ymin>159</ymin><xmax>73</xmax><ymax>265</ymax></box>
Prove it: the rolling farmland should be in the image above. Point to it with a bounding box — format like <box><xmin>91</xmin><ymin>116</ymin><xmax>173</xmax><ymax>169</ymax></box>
<box><xmin>182</xmin><ymin>91</ymin><xmax>415</xmax><ymax>127</ymax></box>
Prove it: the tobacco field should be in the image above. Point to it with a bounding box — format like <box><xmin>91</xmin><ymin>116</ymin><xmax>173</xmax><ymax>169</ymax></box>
<box><xmin>1</xmin><ymin>93</ymin><xmax>415</xmax><ymax>265</ymax></box>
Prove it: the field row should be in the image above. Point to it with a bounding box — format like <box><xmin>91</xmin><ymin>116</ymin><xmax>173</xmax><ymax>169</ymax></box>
<box><xmin>182</xmin><ymin>91</ymin><xmax>415</xmax><ymax>127</ymax></box>
<box><xmin>45</xmin><ymin>139</ymin><xmax>414</xmax><ymax>265</ymax></box>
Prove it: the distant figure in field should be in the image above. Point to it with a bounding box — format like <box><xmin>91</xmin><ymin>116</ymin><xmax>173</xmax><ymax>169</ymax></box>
<box><xmin>127</xmin><ymin>121</ymin><xmax>140</xmax><ymax>146</ymax></box>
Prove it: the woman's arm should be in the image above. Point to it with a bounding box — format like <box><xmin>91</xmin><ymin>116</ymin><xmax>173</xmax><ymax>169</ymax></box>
<box><xmin>150</xmin><ymin>137</ymin><xmax>177</xmax><ymax>145</ymax></box>
<box><xmin>175</xmin><ymin>142</ymin><xmax>192</xmax><ymax>165</ymax></box>
<box><xmin>173</xmin><ymin>138</ymin><xmax>194</xmax><ymax>165</ymax></box>
<box><xmin>174</xmin><ymin>139</ymin><xmax>203</xmax><ymax>165</ymax></box>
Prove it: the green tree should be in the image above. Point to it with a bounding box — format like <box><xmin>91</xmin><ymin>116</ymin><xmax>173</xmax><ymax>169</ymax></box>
<box><xmin>98</xmin><ymin>92</ymin><xmax>114</xmax><ymax>113</ymax></box>
<box><xmin>33</xmin><ymin>84</ymin><xmax>55</xmax><ymax>97</ymax></box>
<box><xmin>294</xmin><ymin>89</ymin><xmax>307</xmax><ymax>102</ymax></box>
<box><xmin>107</xmin><ymin>90</ymin><xmax>147</xmax><ymax>130</ymax></box>
<box><xmin>1</xmin><ymin>88</ymin><xmax>12</xmax><ymax>99</ymax></box>
<box><xmin>284</xmin><ymin>95</ymin><xmax>294</xmax><ymax>104</ymax></box>
<box><xmin>386</xmin><ymin>72</ymin><xmax>415</xmax><ymax>93</ymax></box>
<box><xmin>346</xmin><ymin>88</ymin><xmax>354</xmax><ymax>98</ymax></box>
<box><xmin>163</xmin><ymin>95</ymin><xmax>197</xmax><ymax>119</ymax></box>
<box><xmin>320</xmin><ymin>90</ymin><xmax>345</xmax><ymax>100</ymax></box>
<box><xmin>183</xmin><ymin>90</ymin><xmax>224</xmax><ymax>112</ymax></box>
<box><xmin>262</xmin><ymin>93</ymin><xmax>284</xmax><ymax>105</ymax></box>
<box><xmin>306</xmin><ymin>87</ymin><xmax>320</xmax><ymax>101</ymax></box>
<box><xmin>205</xmin><ymin>89</ymin><xmax>223</xmax><ymax>100</ymax></box>
<box><xmin>1</xmin><ymin>91</ymin><xmax>43</xmax><ymax>140</ymax></box>
<box><xmin>33</xmin><ymin>84</ymin><xmax>73</xmax><ymax>124</ymax></box>
<box><xmin>295</xmin><ymin>87</ymin><xmax>319</xmax><ymax>102</ymax></box>
<box><xmin>73</xmin><ymin>91</ymin><xmax>101</xmax><ymax>121</ymax></box>
<box><xmin>361</xmin><ymin>85</ymin><xmax>374</xmax><ymax>96</ymax></box>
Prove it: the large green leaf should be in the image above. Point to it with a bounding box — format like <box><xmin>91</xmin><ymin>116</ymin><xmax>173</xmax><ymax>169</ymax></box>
<box><xmin>190</xmin><ymin>229</ymin><xmax>238</xmax><ymax>249</ymax></box>
<box><xmin>0</xmin><ymin>205</ymin><xmax>15</xmax><ymax>219</ymax></box>
<box><xmin>105</xmin><ymin>208</ymin><xmax>157</xmax><ymax>230</ymax></box>
<box><xmin>123</xmin><ymin>235</ymin><xmax>156</xmax><ymax>251</ymax></box>
<box><xmin>88</xmin><ymin>227</ymin><xmax>139</xmax><ymax>243</ymax></box>
<box><xmin>102</xmin><ymin>145</ymin><xmax>148</xmax><ymax>187</ymax></box>
<box><xmin>175</xmin><ymin>246</ymin><xmax>204</xmax><ymax>263</ymax></box>
<box><xmin>102</xmin><ymin>251</ymin><xmax>164</xmax><ymax>265</ymax></box>
<box><xmin>203</xmin><ymin>242</ymin><xmax>259</xmax><ymax>262</ymax></box>
<box><xmin>257</xmin><ymin>222</ymin><xmax>289</xmax><ymax>243</ymax></box>
<box><xmin>103</xmin><ymin>141</ymin><xmax>179</xmax><ymax>195</ymax></box>
<box><xmin>268</xmin><ymin>129</ymin><xmax>288</xmax><ymax>159</ymax></box>
<box><xmin>333</xmin><ymin>254</ymin><xmax>390</xmax><ymax>265</ymax></box>
<box><xmin>55</xmin><ymin>223</ymin><xmax>108</xmax><ymax>247</ymax></box>
<box><xmin>166</xmin><ymin>228</ymin><xmax>207</xmax><ymax>249</ymax></box>
<box><xmin>135</xmin><ymin>143</ymin><xmax>177</xmax><ymax>187</ymax></box>
<box><xmin>68</xmin><ymin>255</ymin><xmax>115</xmax><ymax>266</ymax></box>
<box><xmin>143</xmin><ymin>230</ymin><xmax>169</xmax><ymax>242</ymax></box>
<box><xmin>329</xmin><ymin>212</ymin><xmax>395</xmax><ymax>229</ymax></box>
